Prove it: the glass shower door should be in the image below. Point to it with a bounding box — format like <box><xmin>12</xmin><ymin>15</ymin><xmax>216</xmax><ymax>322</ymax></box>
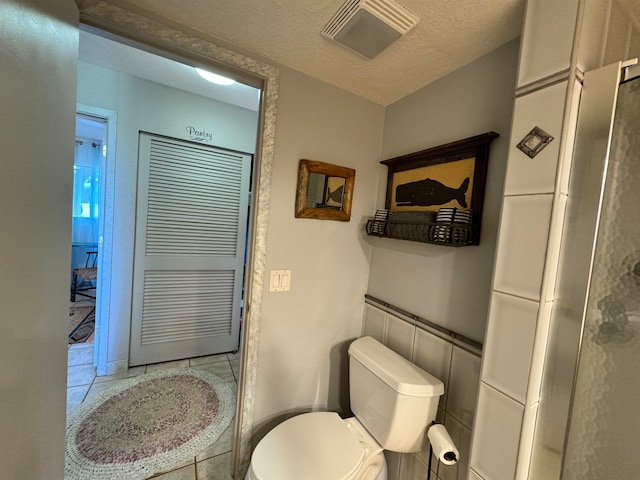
<box><xmin>562</xmin><ymin>70</ymin><xmax>640</xmax><ymax>480</ymax></box>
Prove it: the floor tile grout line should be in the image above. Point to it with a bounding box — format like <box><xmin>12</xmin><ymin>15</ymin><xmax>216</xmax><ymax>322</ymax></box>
<box><xmin>81</xmin><ymin>372</ymin><xmax>98</xmax><ymax>404</ymax></box>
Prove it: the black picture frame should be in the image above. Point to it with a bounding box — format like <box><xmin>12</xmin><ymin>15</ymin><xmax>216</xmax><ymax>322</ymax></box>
<box><xmin>380</xmin><ymin>132</ymin><xmax>499</xmax><ymax>244</ymax></box>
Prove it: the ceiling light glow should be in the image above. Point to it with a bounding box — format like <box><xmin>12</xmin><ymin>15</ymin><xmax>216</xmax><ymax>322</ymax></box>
<box><xmin>195</xmin><ymin>67</ymin><xmax>236</xmax><ymax>85</ymax></box>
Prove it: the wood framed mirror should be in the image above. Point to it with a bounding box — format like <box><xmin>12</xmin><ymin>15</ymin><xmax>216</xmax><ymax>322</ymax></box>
<box><xmin>295</xmin><ymin>159</ymin><xmax>355</xmax><ymax>221</ymax></box>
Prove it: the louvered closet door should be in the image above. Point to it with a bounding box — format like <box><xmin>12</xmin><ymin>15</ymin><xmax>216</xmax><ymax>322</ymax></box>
<box><xmin>129</xmin><ymin>133</ymin><xmax>251</xmax><ymax>366</ymax></box>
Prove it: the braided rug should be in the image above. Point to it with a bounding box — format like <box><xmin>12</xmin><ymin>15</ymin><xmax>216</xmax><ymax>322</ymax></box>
<box><xmin>65</xmin><ymin>368</ymin><xmax>235</xmax><ymax>479</ymax></box>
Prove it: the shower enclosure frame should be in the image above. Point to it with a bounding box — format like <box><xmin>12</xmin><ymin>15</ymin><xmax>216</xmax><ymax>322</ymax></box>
<box><xmin>529</xmin><ymin>59</ymin><xmax>640</xmax><ymax>479</ymax></box>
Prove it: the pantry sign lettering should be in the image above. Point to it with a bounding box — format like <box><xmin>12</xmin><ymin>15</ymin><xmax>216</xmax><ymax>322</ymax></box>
<box><xmin>185</xmin><ymin>126</ymin><xmax>213</xmax><ymax>142</ymax></box>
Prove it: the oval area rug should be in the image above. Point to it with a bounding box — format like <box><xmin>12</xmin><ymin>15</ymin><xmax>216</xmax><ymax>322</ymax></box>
<box><xmin>65</xmin><ymin>368</ymin><xmax>235</xmax><ymax>479</ymax></box>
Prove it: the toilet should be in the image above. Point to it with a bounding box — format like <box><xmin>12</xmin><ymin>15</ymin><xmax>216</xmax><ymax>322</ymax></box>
<box><xmin>246</xmin><ymin>336</ymin><xmax>444</xmax><ymax>480</ymax></box>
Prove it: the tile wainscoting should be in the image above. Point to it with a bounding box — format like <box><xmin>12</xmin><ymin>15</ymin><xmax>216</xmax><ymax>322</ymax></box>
<box><xmin>362</xmin><ymin>299</ymin><xmax>482</xmax><ymax>480</ymax></box>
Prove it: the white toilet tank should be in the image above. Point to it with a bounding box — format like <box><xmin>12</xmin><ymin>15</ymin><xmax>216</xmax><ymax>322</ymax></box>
<box><xmin>348</xmin><ymin>336</ymin><xmax>444</xmax><ymax>453</ymax></box>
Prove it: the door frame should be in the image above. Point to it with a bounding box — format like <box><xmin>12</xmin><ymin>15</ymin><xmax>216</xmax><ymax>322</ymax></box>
<box><xmin>78</xmin><ymin>4</ymin><xmax>279</xmax><ymax>478</ymax></box>
<box><xmin>75</xmin><ymin>103</ymin><xmax>117</xmax><ymax>375</ymax></box>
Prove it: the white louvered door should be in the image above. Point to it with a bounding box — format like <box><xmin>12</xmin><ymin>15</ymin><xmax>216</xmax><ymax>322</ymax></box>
<box><xmin>129</xmin><ymin>133</ymin><xmax>251</xmax><ymax>366</ymax></box>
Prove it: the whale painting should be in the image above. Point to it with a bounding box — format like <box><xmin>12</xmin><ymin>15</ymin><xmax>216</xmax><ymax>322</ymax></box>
<box><xmin>395</xmin><ymin>177</ymin><xmax>470</xmax><ymax>208</ymax></box>
<box><xmin>380</xmin><ymin>131</ymin><xmax>499</xmax><ymax>245</ymax></box>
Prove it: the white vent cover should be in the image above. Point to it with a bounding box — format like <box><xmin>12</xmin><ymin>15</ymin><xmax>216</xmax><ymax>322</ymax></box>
<box><xmin>321</xmin><ymin>0</ymin><xmax>419</xmax><ymax>59</ymax></box>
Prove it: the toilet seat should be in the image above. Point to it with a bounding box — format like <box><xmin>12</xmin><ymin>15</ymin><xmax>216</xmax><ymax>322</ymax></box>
<box><xmin>249</xmin><ymin>412</ymin><xmax>383</xmax><ymax>480</ymax></box>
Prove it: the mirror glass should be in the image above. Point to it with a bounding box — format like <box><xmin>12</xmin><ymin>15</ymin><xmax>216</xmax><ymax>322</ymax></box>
<box><xmin>306</xmin><ymin>173</ymin><xmax>346</xmax><ymax>210</ymax></box>
<box><xmin>295</xmin><ymin>160</ymin><xmax>355</xmax><ymax>222</ymax></box>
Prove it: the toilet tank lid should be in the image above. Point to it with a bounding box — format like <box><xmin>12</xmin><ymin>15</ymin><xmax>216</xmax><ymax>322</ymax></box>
<box><xmin>349</xmin><ymin>336</ymin><xmax>444</xmax><ymax>397</ymax></box>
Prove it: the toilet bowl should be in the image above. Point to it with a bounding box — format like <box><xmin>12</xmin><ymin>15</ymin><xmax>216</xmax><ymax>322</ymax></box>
<box><xmin>246</xmin><ymin>412</ymin><xmax>386</xmax><ymax>480</ymax></box>
<box><xmin>246</xmin><ymin>337</ymin><xmax>444</xmax><ymax>480</ymax></box>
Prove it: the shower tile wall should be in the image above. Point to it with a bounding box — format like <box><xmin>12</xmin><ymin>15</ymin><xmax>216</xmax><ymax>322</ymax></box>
<box><xmin>469</xmin><ymin>1</ymin><xmax>640</xmax><ymax>479</ymax></box>
<box><xmin>467</xmin><ymin>0</ymin><xmax>582</xmax><ymax>477</ymax></box>
<box><xmin>362</xmin><ymin>303</ymin><xmax>481</xmax><ymax>480</ymax></box>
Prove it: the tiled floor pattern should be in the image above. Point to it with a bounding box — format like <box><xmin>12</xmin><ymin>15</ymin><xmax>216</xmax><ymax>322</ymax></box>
<box><xmin>67</xmin><ymin>342</ymin><xmax>240</xmax><ymax>479</ymax></box>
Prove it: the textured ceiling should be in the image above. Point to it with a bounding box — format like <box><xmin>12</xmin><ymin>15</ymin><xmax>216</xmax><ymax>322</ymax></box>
<box><xmin>98</xmin><ymin>0</ymin><xmax>525</xmax><ymax>105</ymax></box>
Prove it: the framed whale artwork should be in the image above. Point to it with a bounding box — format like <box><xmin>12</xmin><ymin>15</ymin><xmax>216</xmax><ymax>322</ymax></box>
<box><xmin>381</xmin><ymin>132</ymin><xmax>499</xmax><ymax>239</ymax></box>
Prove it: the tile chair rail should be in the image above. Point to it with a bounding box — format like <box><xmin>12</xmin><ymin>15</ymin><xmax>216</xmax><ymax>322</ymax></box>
<box><xmin>364</xmin><ymin>294</ymin><xmax>483</xmax><ymax>354</ymax></box>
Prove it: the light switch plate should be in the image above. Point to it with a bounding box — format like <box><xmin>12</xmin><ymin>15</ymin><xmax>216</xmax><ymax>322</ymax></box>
<box><xmin>269</xmin><ymin>270</ymin><xmax>291</xmax><ymax>292</ymax></box>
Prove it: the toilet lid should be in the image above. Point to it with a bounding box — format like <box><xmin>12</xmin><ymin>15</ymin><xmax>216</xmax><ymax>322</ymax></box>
<box><xmin>251</xmin><ymin>412</ymin><xmax>366</xmax><ymax>480</ymax></box>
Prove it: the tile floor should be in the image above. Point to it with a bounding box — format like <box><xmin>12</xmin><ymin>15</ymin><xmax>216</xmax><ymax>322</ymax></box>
<box><xmin>67</xmin><ymin>342</ymin><xmax>240</xmax><ymax>479</ymax></box>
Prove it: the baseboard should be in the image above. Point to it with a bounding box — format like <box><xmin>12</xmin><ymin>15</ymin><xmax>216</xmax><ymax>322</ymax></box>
<box><xmin>104</xmin><ymin>359</ymin><xmax>128</xmax><ymax>376</ymax></box>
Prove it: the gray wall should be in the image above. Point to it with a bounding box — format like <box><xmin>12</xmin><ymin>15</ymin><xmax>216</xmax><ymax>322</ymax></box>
<box><xmin>367</xmin><ymin>39</ymin><xmax>520</xmax><ymax>343</ymax></box>
<box><xmin>252</xmin><ymin>66</ymin><xmax>384</xmax><ymax>437</ymax></box>
<box><xmin>0</xmin><ymin>1</ymin><xmax>78</xmax><ymax>479</ymax></box>
<box><xmin>76</xmin><ymin>61</ymin><xmax>258</xmax><ymax>372</ymax></box>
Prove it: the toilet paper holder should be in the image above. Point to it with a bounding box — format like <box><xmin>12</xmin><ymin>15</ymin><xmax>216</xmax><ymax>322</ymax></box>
<box><xmin>426</xmin><ymin>422</ymin><xmax>459</xmax><ymax>472</ymax></box>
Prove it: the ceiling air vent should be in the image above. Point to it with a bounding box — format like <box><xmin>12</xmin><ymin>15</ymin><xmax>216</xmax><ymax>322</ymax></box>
<box><xmin>321</xmin><ymin>0</ymin><xmax>419</xmax><ymax>59</ymax></box>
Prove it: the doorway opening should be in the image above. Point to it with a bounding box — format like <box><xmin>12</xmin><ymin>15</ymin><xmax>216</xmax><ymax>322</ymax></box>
<box><xmin>69</xmin><ymin>113</ymin><xmax>106</xmax><ymax>345</ymax></box>
<box><xmin>74</xmin><ymin>28</ymin><xmax>261</xmax><ymax>376</ymax></box>
<box><xmin>70</xmin><ymin>10</ymin><xmax>279</xmax><ymax>476</ymax></box>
